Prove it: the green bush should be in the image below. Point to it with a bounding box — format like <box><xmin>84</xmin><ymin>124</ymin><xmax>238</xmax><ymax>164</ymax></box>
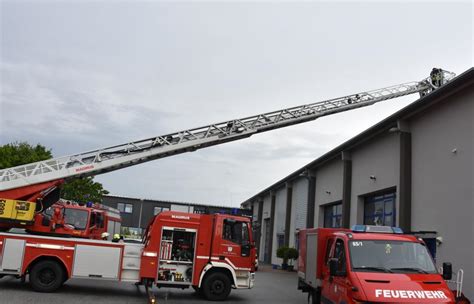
<box><xmin>287</xmin><ymin>247</ymin><xmax>299</xmax><ymax>265</ymax></box>
<box><xmin>276</xmin><ymin>246</ymin><xmax>289</xmax><ymax>264</ymax></box>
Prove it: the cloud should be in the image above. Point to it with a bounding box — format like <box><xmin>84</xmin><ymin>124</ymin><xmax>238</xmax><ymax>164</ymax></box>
<box><xmin>0</xmin><ymin>62</ymin><xmax>177</xmax><ymax>151</ymax></box>
<box><xmin>1</xmin><ymin>1</ymin><xmax>471</xmax><ymax>207</ymax></box>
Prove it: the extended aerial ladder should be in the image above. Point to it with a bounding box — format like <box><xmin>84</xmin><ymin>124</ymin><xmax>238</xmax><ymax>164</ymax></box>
<box><xmin>0</xmin><ymin>69</ymin><xmax>455</xmax><ymax>228</ymax></box>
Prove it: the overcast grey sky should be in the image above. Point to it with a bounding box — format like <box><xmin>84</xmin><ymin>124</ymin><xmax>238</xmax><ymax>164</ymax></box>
<box><xmin>0</xmin><ymin>1</ymin><xmax>472</xmax><ymax>206</ymax></box>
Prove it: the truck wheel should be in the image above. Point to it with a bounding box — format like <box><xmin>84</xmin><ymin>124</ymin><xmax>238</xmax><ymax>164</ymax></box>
<box><xmin>309</xmin><ymin>288</ymin><xmax>321</xmax><ymax>304</ymax></box>
<box><xmin>29</xmin><ymin>260</ymin><xmax>65</xmax><ymax>292</ymax></box>
<box><xmin>202</xmin><ymin>272</ymin><xmax>232</xmax><ymax>301</ymax></box>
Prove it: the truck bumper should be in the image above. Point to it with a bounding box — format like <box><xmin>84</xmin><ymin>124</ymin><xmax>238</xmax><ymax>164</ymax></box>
<box><xmin>249</xmin><ymin>272</ymin><xmax>255</xmax><ymax>288</ymax></box>
<box><xmin>234</xmin><ymin>271</ymin><xmax>255</xmax><ymax>289</ymax></box>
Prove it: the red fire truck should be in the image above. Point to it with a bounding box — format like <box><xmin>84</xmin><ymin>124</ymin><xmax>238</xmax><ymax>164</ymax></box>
<box><xmin>0</xmin><ymin>180</ymin><xmax>121</xmax><ymax>240</ymax></box>
<box><xmin>0</xmin><ymin>197</ymin><xmax>122</xmax><ymax>240</ymax></box>
<box><xmin>297</xmin><ymin>225</ymin><xmax>464</xmax><ymax>304</ymax></box>
<box><xmin>27</xmin><ymin>200</ymin><xmax>122</xmax><ymax>239</ymax></box>
<box><xmin>0</xmin><ymin>211</ymin><xmax>255</xmax><ymax>302</ymax></box>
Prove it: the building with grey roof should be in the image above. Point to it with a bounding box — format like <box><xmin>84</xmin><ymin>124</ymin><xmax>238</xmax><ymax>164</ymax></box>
<box><xmin>241</xmin><ymin>68</ymin><xmax>473</xmax><ymax>299</ymax></box>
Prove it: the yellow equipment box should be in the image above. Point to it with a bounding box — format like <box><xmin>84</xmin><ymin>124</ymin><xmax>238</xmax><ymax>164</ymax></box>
<box><xmin>0</xmin><ymin>198</ymin><xmax>36</xmax><ymax>224</ymax></box>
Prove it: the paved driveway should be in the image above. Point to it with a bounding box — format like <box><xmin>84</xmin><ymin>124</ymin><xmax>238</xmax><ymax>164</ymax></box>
<box><xmin>0</xmin><ymin>265</ymin><xmax>307</xmax><ymax>304</ymax></box>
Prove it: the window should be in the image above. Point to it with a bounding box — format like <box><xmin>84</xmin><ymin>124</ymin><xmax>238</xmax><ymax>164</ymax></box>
<box><xmin>153</xmin><ymin>206</ymin><xmax>169</xmax><ymax>215</ymax></box>
<box><xmin>364</xmin><ymin>193</ymin><xmax>396</xmax><ymax>226</ymax></box>
<box><xmin>325</xmin><ymin>238</ymin><xmax>335</xmax><ymax>263</ymax></box>
<box><xmin>349</xmin><ymin>240</ymin><xmax>437</xmax><ymax>274</ymax></box>
<box><xmin>324</xmin><ymin>203</ymin><xmax>342</xmax><ymax>228</ymax></box>
<box><xmin>333</xmin><ymin>239</ymin><xmax>347</xmax><ymax>273</ymax></box>
<box><xmin>193</xmin><ymin>207</ymin><xmax>208</xmax><ymax>214</ymax></box>
<box><xmin>277</xmin><ymin>233</ymin><xmax>285</xmax><ymax>250</ymax></box>
<box><xmin>90</xmin><ymin>212</ymin><xmax>104</xmax><ymax>228</ymax></box>
<box><xmin>295</xmin><ymin>232</ymin><xmax>300</xmax><ymax>251</ymax></box>
<box><xmin>121</xmin><ymin>226</ymin><xmax>143</xmax><ymax>238</ymax></box>
<box><xmin>64</xmin><ymin>209</ymin><xmax>89</xmax><ymax>230</ymax></box>
<box><xmin>117</xmin><ymin>203</ymin><xmax>133</xmax><ymax>214</ymax></box>
<box><xmin>44</xmin><ymin>207</ymin><xmax>54</xmax><ymax>217</ymax></box>
<box><xmin>223</xmin><ymin>219</ymin><xmax>249</xmax><ymax>245</ymax></box>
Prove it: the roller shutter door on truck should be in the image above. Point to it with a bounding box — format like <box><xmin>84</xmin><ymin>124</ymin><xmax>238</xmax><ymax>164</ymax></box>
<box><xmin>72</xmin><ymin>245</ymin><xmax>121</xmax><ymax>279</ymax></box>
<box><xmin>0</xmin><ymin>239</ymin><xmax>25</xmax><ymax>273</ymax></box>
<box><xmin>306</xmin><ymin>233</ymin><xmax>318</xmax><ymax>288</ymax></box>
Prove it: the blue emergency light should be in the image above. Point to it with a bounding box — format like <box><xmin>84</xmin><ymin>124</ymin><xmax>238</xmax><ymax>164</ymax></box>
<box><xmin>351</xmin><ymin>225</ymin><xmax>403</xmax><ymax>234</ymax></box>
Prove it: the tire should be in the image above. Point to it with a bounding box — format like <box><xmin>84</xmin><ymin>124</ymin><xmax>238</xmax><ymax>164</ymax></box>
<box><xmin>202</xmin><ymin>272</ymin><xmax>232</xmax><ymax>301</ymax></box>
<box><xmin>309</xmin><ymin>288</ymin><xmax>321</xmax><ymax>304</ymax></box>
<box><xmin>29</xmin><ymin>260</ymin><xmax>65</xmax><ymax>292</ymax></box>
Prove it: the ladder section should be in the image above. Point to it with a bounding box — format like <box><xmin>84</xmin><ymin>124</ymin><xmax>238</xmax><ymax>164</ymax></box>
<box><xmin>0</xmin><ymin>70</ymin><xmax>455</xmax><ymax>191</ymax></box>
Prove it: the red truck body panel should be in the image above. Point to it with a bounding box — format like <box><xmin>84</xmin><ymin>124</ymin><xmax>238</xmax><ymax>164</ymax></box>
<box><xmin>298</xmin><ymin>228</ymin><xmax>350</xmax><ymax>280</ymax></box>
<box><xmin>0</xmin><ymin>232</ymin><xmax>124</xmax><ymax>278</ymax></box>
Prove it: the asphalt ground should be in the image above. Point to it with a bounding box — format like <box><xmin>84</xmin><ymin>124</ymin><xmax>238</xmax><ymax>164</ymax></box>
<box><xmin>0</xmin><ymin>265</ymin><xmax>307</xmax><ymax>304</ymax></box>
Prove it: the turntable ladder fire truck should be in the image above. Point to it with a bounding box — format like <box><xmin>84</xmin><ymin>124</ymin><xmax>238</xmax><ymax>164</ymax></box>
<box><xmin>0</xmin><ymin>189</ymin><xmax>122</xmax><ymax>240</ymax></box>
<box><xmin>0</xmin><ymin>69</ymin><xmax>455</xmax><ymax>302</ymax></box>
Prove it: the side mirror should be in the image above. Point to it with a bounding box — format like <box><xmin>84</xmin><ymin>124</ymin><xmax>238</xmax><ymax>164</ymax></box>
<box><xmin>241</xmin><ymin>244</ymin><xmax>251</xmax><ymax>257</ymax></box>
<box><xmin>329</xmin><ymin>259</ymin><xmax>337</xmax><ymax>277</ymax></box>
<box><xmin>442</xmin><ymin>262</ymin><xmax>452</xmax><ymax>280</ymax></box>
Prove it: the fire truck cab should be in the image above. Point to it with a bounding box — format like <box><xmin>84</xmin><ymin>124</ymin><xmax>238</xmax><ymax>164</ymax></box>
<box><xmin>30</xmin><ymin>201</ymin><xmax>122</xmax><ymax>239</ymax></box>
<box><xmin>0</xmin><ymin>199</ymin><xmax>122</xmax><ymax>240</ymax></box>
<box><xmin>298</xmin><ymin>225</ymin><xmax>458</xmax><ymax>303</ymax></box>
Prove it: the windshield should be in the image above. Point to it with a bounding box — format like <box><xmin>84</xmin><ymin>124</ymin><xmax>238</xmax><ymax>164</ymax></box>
<box><xmin>64</xmin><ymin>209</ymin><xmax>89</xmax><ymax>230</ymax></box>
<box><xmin>349</xmin><ymin>240</ymin><xmax>437</xmax><ymax>274</ymax></box>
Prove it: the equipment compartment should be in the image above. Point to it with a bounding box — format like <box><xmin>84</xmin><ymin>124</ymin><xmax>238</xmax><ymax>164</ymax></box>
<box><xmin>157</xmin><ymin>227</ymin><xmax>196</xmax><ymax>285</ymax></box>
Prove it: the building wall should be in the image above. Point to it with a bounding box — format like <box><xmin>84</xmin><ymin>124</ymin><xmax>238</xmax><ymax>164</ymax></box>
<box><xmin>252</xmin><ymin>200</ymin><xmax>259</xmax><ymax>222</ymax></box>
<box><xmin>350</xmin><ymin>132</ymin><xmax>400</xmax><ymax>225</ymax></box>
<box><xmin>410</xmin><ymin>88</ymin><xmax>474</xmax><ymax>300</ymax></box>
<box><xmin>262</xmin><ymin>193</ymin><xmax>272</xmax><ymax>220</ymax></box>
<box><xmin>259</xmin><ymin>193</ymin><xmax>272</xmax><ymax>262</ymax></box>
<box><xmin>315</xmin><ymin>158</ymin><xmax>343</xmax><ymax>226</ymax></box>
<box><xmin>241</xmin><ymin>72</ymin><xmax>473</xmax><ymax>281</ymax></box>
<box><xmin>272</xmin><ymin>187</ymin><xmax>286</xmax><ymax>265</ymax></box>
<box><xmin>137</xmin><ymin>200</ymin><xmax>171</xmax><ymax>228</ymax></box>
<box><xmin>102</xmin><ymin>196</ymin><xmax>143</xmax><ymax>228</ymax></box>
<box><xmin>293</xmin><ymin>177</ymin><xmax>309</xmax><ymax>231</ymax></box>
<box><xmin>102</xmin><ymin>196</ymin><xmax>248</xmax><ymax>230</ymax></box>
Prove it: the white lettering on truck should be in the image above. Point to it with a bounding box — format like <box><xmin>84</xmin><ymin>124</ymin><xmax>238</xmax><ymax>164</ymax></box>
<box><xmin>171</xmin><ymin>215</ymin><xmax>190</xmax><ymax>220</ymax></box>
<box><xmin>375</xmin><ymin>289</ymin><xmax>448</xmax><ymax>299</ymax></box>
